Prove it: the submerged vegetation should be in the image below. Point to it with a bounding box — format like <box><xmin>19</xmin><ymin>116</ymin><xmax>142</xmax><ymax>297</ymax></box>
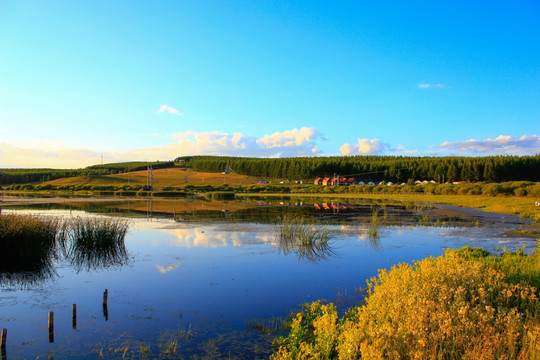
<box><xmin>276</xmin><ymin>215</ymin><xmax>334</xmax><ymax>262</ymax></box>
<box><xmin>272</xmin><ymin>246</ymin><xmax>540</xmax><ymax>359</ymax></box>
<box><xmin>0</xmin><ymin>214</ymin><xmax>130</xmax><ymax>286</ymax></box>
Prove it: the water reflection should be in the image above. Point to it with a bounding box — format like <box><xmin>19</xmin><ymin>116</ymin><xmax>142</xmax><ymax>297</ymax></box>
<box><xmin>160</xmin><ymin>226</ymin><xmax>274</xmax><ymax>248</ymax></box>
<box><xmin>0</xmin><ymin>245</ymin><xmax>57</xmax><ymax>287</ymax></box>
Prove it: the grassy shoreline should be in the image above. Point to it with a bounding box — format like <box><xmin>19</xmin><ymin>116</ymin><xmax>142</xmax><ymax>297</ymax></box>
<box><xmin>2</xmin><ymin>188</ymin><xmax>539</xmax><ymax>222</ymax></box>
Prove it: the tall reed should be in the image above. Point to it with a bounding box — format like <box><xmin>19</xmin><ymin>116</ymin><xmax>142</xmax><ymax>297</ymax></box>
<box><xmin>0</xmin><ymin>214</ymin><xmax>131</xmax><ymax>285</ymax></box>
<box><xmin>0</xmin><ymin>214</ymin><xmax>66</xmax><ymax>286</ymax></box>
<box><xmin>66</xmin><ymin>217</ymin><xmax>130</xmax><ymax>272</ymax></box>
<box><xmin>368</xmin><ymin>209</ymin><xmax>380</xmax><ymax>249</ymax></box>
<box><xmin>276</xmin><ymin>215</ymin><xmax>334</xmax><ymax>262</ymax></box>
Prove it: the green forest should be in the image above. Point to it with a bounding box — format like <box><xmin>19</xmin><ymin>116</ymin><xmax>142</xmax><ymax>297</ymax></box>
<box><xmin>1</xmin><ymin>156</ymin><xmax>539</xmax><ymax>185</ymax></box>
<box><xmin>180</xmin><ymin>155</ymin><xmax>540</xmax><ymax>183</ymax></box>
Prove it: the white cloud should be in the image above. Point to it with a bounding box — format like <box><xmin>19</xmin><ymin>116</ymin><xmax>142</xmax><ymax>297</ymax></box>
<box><xmin>339</xmin><ymin>139</ymin><xmax>388</xmax><ymax>155</ymax></box>
<box><xmin>0</xmin><ymin>127</ymin><xmax>325</xmax><ymax>168</ymax></box>
<box><xmin>419</xmin><ymin>83</ymin><xmax>445</xmax><ymax>89</ymax></box>
<box><xmin>0</xmin><ymin>141</ymin><xmax>106</xmax><ymax>168</ymax></box>
<box><xmin>256</xmin><ymin>127</ymin><xmax>321</xmax><ymax>149</ymax></box>
<box><xmin>156</xmin><ymin>104</ymin><xmax>182</xmax><ymax>115</ymax></box>
<box><xmin>435</xmin><ymin>135</ymin><xmax>540</xmax><ymax>155</ymax></box>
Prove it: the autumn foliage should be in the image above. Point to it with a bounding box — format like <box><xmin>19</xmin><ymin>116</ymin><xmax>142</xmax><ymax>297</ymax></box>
<box><xmin>272</xmin><ymin>249</ymin><xmax>540</xmax><ymax>359</ymax></box>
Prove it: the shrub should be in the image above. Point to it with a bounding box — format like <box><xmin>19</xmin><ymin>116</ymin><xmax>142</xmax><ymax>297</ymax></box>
<box><xmin>272</xmin><ymin>249</ymin><xmax>540</xmax><ymax>359</ymax></box>
<box><xmin>482</xmin><ymin>183</ymin><xmax>502</xmax><ymax>196</ymax></box>
<box><xmin>526</xmin><ymin>184</ymin><xmax>540</xmax><ymax>197</ymax></box>
<box><xmin>434</xmin><ymin>183</ymin><xmax>455</xmax><ymax>195</ymax></box>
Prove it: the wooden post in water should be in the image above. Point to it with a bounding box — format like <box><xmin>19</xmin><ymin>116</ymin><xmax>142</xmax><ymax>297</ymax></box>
<box><xmin>0</xmin><ymin>328</ymin><xmax>5</xmax><ymax>360</ymax></box>
<box><xmin>48</xmin><ymin>311</ymin><xmax>54</xmax><ymax>343</ymax></box>
<box><xmin>103</xmin><ymin>289</ymin><xmax>109</xmax><ymax>321</ymax></box>
<box><xmin>72</xmin><ymin>304</ymin><xmax>77</xmax><ymax>329</ymax></box>
<box><xmin>0</xmin><ymin>328</ymin><xmax>6</xmax><ymax>347</ymax></box>
<box><xmin>1</xmin><ymin>329</ymin><xmax>6</xmax><ymax>357</ymax></box>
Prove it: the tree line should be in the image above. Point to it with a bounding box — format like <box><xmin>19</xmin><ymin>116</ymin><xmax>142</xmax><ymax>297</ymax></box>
<box><xmin>178</xmin><ymin>155</ymin><xmax>540</xmax><ymax>183</ymax></box>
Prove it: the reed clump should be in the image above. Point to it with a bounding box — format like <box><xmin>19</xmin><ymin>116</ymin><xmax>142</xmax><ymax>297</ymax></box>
<box><xmin>272</xmin><ymin>248</ymin><xmax>540</xmax><ymax>359</ymax></box>
<box><xmin>0</xmin><ymin>214</ymin><xmax>66</xmax><ymax>285</ymax></box>
<box><xmin>66</xmin><ymin>217</ymin><xmax>130</xmax><ymax>272</ymax></box>
<box><xmin>0</xmin><ymin>214</ymin><xmax>131</xmax><ymax>285</ymax></box>
<box><xmin>276</xmin><ymin>215</ymin><xmax>333</xmax><ymax>262</ymax></box>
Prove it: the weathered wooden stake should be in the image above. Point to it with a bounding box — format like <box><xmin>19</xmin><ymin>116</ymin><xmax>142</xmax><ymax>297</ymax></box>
<box><xmin>0</xmin><ymin>328</ymin><xmax>5</xmax><ymax>360</ymax></box>
<box><xmin>103</xmin><ymin>289</ymin><xmax>109</xmax><ymax>321</ymax></box>
<box><xmin>72</xmin><ymin>304</ymin><xmax>77</xmax><ymax>329</ymax></box>
<box><xmin>48</xmin><ymin>311</ymin><xmax>54</xmax><ymax>343</ymax></box>
<box><xmin>1</xmin><ymin>328</ymin><xmax>6</xmax><ymax>348</ymax></box>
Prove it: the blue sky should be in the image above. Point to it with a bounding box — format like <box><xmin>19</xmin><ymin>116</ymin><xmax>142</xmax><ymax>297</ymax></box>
<box><xmin>0</xmin><ymin>1</ymin><xmax>539</xmax><ymax>168</ymax></box>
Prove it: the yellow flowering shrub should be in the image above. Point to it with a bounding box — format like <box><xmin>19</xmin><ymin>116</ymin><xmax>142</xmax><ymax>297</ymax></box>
<box><xmin>271</xmin><ymin>249</ymin><xmax>540</xmax><ymax>360</ymax></box>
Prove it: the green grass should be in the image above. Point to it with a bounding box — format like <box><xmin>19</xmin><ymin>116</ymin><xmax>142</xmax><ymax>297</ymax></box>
<box><xmin>457</xmin><ymin>244</ymin><xmax>540</xmax><ymax>290</ymax></box>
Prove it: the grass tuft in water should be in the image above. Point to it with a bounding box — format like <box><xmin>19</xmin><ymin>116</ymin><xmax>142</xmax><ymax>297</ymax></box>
<box><xmin>67</xmin><ymin>216</ymin><xmax>130</xmax><ymax>272</ymax></box>
<box><xmin>276</xmin><ymin>215</ymin><xmax>334</xmax><ymax>262</ymax></box>
<box><xmin>367</xmin><ymin>209</ymin><xmax>381</xmax><ymax>249</ymax></box>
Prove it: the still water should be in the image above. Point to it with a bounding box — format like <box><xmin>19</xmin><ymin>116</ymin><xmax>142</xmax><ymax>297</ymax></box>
<box><xmin>0</xmin><ymin>197</ymin><xmax>536</xmax><ymax>359</ymax></box>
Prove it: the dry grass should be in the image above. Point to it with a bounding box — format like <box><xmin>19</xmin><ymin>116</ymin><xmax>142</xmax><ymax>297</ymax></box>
<box><xmin>45</xmin><ymin>167</ymin><xmax>260</xmax><ymax>187</ymax></box>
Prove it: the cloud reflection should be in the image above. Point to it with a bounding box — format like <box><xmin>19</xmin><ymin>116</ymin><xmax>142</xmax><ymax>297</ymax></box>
<box><xmin>161</xmin><ymin>227</ymin><xmax>274</xmax><ymax>248</ymax></box>
<box><xmin>155</xmin><ymin>263</ymin><xmax>180</xmax><ymax>274</ymax></box>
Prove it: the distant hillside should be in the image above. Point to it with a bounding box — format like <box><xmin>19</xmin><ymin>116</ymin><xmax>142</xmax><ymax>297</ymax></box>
<box><xmin>43</xmin><ymin>167</ymin><xmax>259</xmax><ymax>187</ymax></box>
<box><xmin>0</xmin><ymin>161</ymin><xmax>174</xmax><ymax>185</ymax></box>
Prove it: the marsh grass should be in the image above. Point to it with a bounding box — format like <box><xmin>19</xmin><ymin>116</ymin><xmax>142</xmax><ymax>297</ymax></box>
<box><xmin>0</xmin><ymin>213</ymin><xmax>131</xmax><ymax>285</ymax></box>
<box><xmin>66</xmin><ymin>216</ymin><xmax>130</xmax><ymax>272</ymax></box>
<box><xmin>367</xmin><ymin>210</ymin><xmax>380</xmax><ymax>249</ymax></box>
<box><xmin>276</xmin><ymin>215</ymin><xmax>334</xmax><ymax>262</ymax></box>
<box><xmin>0</xmin><ymin>214</ymin><xmax>66</xmax><ymax>286</ymax></box>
